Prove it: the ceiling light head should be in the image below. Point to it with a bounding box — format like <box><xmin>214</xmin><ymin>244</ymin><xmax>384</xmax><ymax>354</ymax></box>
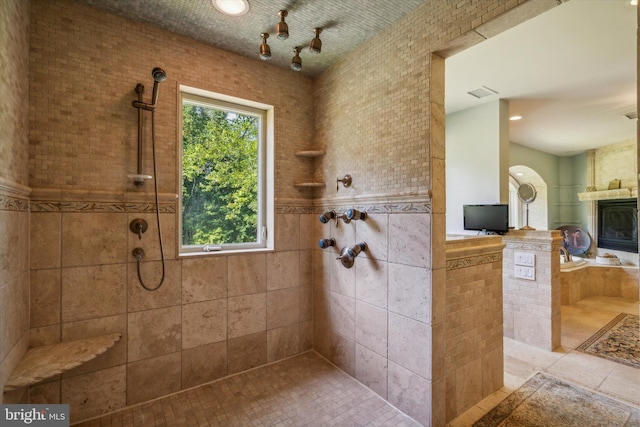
<box><xmin>509</xmin><ymin>115</ymin><xmax>523</xmax><ymax>121</ymax></box>
<box><xmin>212</xmin><ymin>0</ymin><xmax>249</xmax><ymax>16</ymax></box>
<box><xmin>259</xmin><ymin>33</ymin><xmax>271</xmax><ymax>60</ymax></box>
<box><xmin>309</xmin><ymin>28</ymin><xmax>322</xmax><ymax>54</ymax></box>
<box><xmin>276</xmin><ymin>10</ymin><xmax>289</xmax><ymax>40</ymax></box>
<box><xmin>291</xmin><ymin>46</ymin><xmax>302</xmax><ymax>71</ymax></box>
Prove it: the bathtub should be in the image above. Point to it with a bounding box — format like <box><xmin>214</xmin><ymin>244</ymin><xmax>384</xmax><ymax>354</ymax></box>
<box><xmin>560</xmin><ymin>257</ymin><xmax>588</xmax><ymax>272</ymax></box>
<box><xmin>560</xmin><ymin>258</ymin><xmax>639</xmax><ymax>305</ymax></box>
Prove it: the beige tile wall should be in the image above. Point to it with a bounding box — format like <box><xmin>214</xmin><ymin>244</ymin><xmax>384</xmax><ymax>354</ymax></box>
<box><xmin>561</xmin><ymin>265</ymin><xmax>639</xmax><ymax>305</ymax></box>
<box><xmin>28</xmin><ymin>0</ymin><xmax>314</xmax><ymax>199</ymax></box>
<box><xmin>29</xmin><ymin>203</ymin><xmax>314</xmax><ymax>422</ymax></box>
<box><xmin>26</xmin><ymin>0</ymin><xmax>314</xmax><ymax>422</ymax></box>
<box><xmin>312</xmin><ymin>208</ymin><xmax>435</xmax><ymax>426</ymax></box>
<box><xmin>311</xmin><ymin>0</ymin><xmax>546</xmax><ymax>425</ymax></box>
<box><xmin>14</xmin><ymin>0</ymin><xmax>559</xmax><ymax>425</ymax></box>
<box><xmin>0</xmin><ymin>0</ymin><xmax>31</xmax><ymax>403</ymax></box>
<box><xmin>502</xmin><ymin>230</ymin><xmax>563</xmax><ymax>351</ymax></box>
<box><xmin>445</xmin><ymin>236</ymin><xmax>505</xmax><ymax>423</ymax></box>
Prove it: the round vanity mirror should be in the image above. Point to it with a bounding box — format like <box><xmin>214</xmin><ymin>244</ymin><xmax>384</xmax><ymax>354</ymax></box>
<box><xmin>517</xmin><ymin>183</ymin><xmax>537</xmax><ymax>230</ymax></box>
<box><xmin>517</xmin><ymin>183</ymin><xmax>537</xmax><ymax>204</ymax></box>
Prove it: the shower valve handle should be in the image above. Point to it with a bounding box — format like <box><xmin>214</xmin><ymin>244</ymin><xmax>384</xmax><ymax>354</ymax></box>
<box><xmin>130</xmin><ymin>218</ymin><xmax>148</xmax><ymax>240</ymax></box>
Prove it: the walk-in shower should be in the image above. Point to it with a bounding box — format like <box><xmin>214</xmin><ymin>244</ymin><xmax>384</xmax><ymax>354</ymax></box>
<box><xmin>129</xmin><ymin>67</ymin><xmax>167</xmax><ymax>291</ymax></box>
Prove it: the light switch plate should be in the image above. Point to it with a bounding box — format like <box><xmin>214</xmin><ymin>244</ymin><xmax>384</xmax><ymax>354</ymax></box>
<box><xmin>514</xmin><ymin>265</ymin><xmax>535</xmax><ymax>280</ymax></box>
<box><xmin>515</xmin><ymin>251</ymin><xmax>535</xmax><ymax>267</ymax></box>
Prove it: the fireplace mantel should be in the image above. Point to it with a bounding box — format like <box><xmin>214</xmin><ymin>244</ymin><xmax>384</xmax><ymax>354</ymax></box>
<box><xmin>577</xmin><ymin>188</ymin><xmax>637</xmax><ymax>202</ymax></box>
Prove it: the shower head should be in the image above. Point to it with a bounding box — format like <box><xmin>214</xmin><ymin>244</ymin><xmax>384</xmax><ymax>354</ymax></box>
<box><xmin>132</xmin><ymin>67</ymin><xmax>167</xmax><ymax>111</ymax></box>
<box><xmin>150</xmin><ymin>68</ymin><xmax>166</xmax><ymax>108</ymax></box>
<box><xmin>152</xmin><ymin>68</ymin><xmax>167</xmax><ymax>83</ymax></box>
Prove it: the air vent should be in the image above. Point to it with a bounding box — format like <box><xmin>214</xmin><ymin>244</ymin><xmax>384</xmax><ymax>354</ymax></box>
<box><xmin>623</xmin><ymin>112</ymin><xmax>637</xmax><ymax>120</ymax></box>
<box><xmin>467</xmin><ymin>86</ymin><xmax>498</xmax><ymax>99</ymax></box>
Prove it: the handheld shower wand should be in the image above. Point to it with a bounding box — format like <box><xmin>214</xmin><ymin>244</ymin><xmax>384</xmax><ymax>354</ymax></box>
<box><xmin>150</xmin><ymin>67</ymin><xmax>167</xmax><ymax>108</ymax></box>
<box><xmin>132</xmin><ymin>67</ymin><xmax>167</xmax><ymax>112</ymax></box>
<box><xmin>130</xmin><ymin>67</ymin><xmax>167</xmax><ymax>186</ymax></box>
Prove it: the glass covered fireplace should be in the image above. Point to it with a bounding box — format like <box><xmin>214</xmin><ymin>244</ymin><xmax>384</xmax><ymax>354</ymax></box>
<box><xmin>597</xmin><ymin>198</ymin><xmax>638</xmax><ymax>253</ymax></box>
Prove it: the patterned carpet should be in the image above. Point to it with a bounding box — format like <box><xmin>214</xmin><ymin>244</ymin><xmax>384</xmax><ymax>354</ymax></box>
<box><xmin>576</xmin><ymin>313</ymin><xmax>640</xmax><ymax>369</ymax></box>
<box><xmin>473</xmin><ymin>372</ymin><xmax>640</xmax><ymax>427</ymax></box>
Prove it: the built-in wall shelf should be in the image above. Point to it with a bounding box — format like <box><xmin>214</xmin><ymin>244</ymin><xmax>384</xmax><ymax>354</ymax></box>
<box><xmin>3</xmin><ymin>333</ymin><xmax>122</xmax><ymax>392</ymax></box>
<box><xmin>295</xmin><ymin>150</ymin><xmax>325</xmax><ymax>158</ymax></box>
<box><xmin>293</xmin><ymin>149</ymin><xmax>325</xmax><ymax>189</ymax></box>
<box><xmin>294</xmin><ymin>182</ymin><xmax>325</xmax><ymax>188</ymax></box>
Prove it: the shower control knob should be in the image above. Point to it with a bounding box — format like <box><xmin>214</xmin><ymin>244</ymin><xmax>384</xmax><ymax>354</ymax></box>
<box><xmin>319</xmin><ymin>210</ymin><xmax>336</xmax><ymax>224</ymax></box>
<box><xmin>346</xmin><ymin>209</ymin><xmax>367</xmax><ymax>221</ymax></box>
<box><xmin>347</xmin><ymin>242</ymin><xmax>367</xmax><ymax>258</ymax></box>
<box><xmin>318</xmin><ymin>238</ymin><xmax>336</xmax><ymax>249</ymax></box>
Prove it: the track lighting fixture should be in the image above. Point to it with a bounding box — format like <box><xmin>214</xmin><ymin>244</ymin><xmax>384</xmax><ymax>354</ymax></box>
<box><xmin>259</xmin><ymin>33</ymin><xmax>271</xmax><ymax>60</ymax></box>
<box><xmin>309</xmin><ymin>28</ymin><xmax>322</xmax><ymax>54</ymax></box>
<box><xmin>291</xmin><ymin>47</ymin><xmax>302</xmax><ymax>71</ymax></box>
<box><xmin>276</xmin><ymin>10</ymin><xmax>289</xmax><ymax>40</ymax></box>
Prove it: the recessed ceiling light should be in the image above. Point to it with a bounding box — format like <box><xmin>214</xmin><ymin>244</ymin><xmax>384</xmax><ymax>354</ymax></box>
<box><xmin>516</xmin><ymin>172</ymin><xmax>524</xmax><ymax>176</ymax></box>
<box><xmin>212</xmin><ymin>0</ymin><xmax>249</xmax><ymax>16</ymax></box>
<box><xmin>509</xmin><ymin>115</ymin><xmax>522</xmax><ymax>121</ymax></box>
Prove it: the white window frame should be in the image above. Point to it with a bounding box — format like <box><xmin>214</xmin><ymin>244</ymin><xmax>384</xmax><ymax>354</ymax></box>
<box><xmin>178</xmin><ymin>85</ymin><xmax>274</xmax><ymax>256</ymax></box>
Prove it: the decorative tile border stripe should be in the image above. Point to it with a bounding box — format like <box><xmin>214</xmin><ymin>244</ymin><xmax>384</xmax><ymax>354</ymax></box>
<box><xmin>0</xmin><ymin>194</ymin><xmax>29</xmax><ymax>212</ymax></box>
<box><xmin>503</xmin><ymin>241</ymin><xmax>555</xmax><ymax>252</ymax></box>
<box><xmin>446</xmin><ymin>252</ymin><xmax>502</xmax><ymax>270</ymax></box>
<box><xmin>276</xmin><ymin>199</ymin><xmax>432</xmax><ymax>215</ymax></box>
<box><xmin>30</xmin><ymin>200</ymin><xmax>176</xmax><ymax>213</ymax></box>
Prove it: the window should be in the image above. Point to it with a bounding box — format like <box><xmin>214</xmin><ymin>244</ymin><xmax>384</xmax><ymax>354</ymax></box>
<box><xmin>179</xmin><ymin>86</ymin><xmax>273</xmax><ymax>254</ymax></box>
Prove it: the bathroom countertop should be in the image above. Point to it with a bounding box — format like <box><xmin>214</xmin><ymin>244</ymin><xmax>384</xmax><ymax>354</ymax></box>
<box><xmin>3</xmin><ymin>333</ymin><xmax>121</xmax><ymax>392</ymax></box>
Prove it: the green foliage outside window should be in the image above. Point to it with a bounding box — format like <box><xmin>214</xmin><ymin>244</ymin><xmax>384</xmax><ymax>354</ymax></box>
<box><xmin>181</xmin><ymin>103</ymin><xmax>259</xmax><ymax>246</ymax></box>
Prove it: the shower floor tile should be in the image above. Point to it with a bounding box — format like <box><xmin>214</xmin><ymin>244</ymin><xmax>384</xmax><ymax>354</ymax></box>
<box><xmin>73</xmin><ymin>351</ymin><xmax>420</xmax><ymax>426</ymax></box>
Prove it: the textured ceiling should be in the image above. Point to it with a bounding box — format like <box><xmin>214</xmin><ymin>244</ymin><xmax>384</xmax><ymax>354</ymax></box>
<box><xmin>72</xmin><ymin>0</ymin><xmax>428</xmax><ymax>76</ymax></box>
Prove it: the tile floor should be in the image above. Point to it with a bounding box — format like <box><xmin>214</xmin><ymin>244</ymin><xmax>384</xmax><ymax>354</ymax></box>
<box><xmin>73</xmin><ymin>351</ymin><xmax>421</xmax><ymax>427</ymax></box>
<box><xmin>449</xmin><ymin>295</ymin><xmax>640</xmax><ymax>426</ymax></box>
<box><xmin>74</xmin><ymin>296</ymin><xmax>639</xmax><ymax>427</ymax></box>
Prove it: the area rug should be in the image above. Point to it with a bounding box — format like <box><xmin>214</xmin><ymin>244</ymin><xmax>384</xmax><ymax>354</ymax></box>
<box><xmin>575</xmin><ymin>313</ymin><xmax>639</xmax><ymax>369</ymax></box>
<box><xmin>473</xmin><ymin>372</ymin><xmax>640</xmax><ymax>426</ymax></box>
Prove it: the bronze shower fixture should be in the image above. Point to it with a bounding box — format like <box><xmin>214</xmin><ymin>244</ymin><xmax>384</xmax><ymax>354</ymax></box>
<box><xmin>276</xmin><ymin>10</ymin><xmax>289</xmax><ymax>40</ymax></box>
<box><xmin>258</xmin><ymin>9</ymin><xmax>323</xmax><ymax>72</ymax></box>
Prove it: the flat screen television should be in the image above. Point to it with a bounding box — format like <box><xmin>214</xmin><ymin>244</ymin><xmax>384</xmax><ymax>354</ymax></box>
<box><xmin>463</xmin><ymin>204</ymin><xmax>509</xmax><ymax>235</ymax></box>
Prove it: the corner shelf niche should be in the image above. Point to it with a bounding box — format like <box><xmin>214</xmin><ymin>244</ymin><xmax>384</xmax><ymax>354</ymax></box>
<box><xmin>294</xmin><ymin>150</ymin><xmax>325</xmax><ymax>188</ymax></box>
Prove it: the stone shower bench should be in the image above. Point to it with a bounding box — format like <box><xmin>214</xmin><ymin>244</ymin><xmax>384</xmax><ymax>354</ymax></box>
<box><xmin>3</xmin><ymin>333</ymin><xmax>121</xmax><ymax>392</ymax></box>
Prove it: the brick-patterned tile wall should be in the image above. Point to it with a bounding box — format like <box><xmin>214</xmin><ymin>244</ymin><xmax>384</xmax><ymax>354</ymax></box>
<box><xmin>0</xmin><ymin>0</ymin><xmax>31</xmax><ymax>402</ymax></box>
<box><xmin>445</xmin><ymin>236</ymin><xmax>505</xmax><ymax>423</ymax></box>
<box><xmin>0</xmin><ymin>0</ymin><xmax>30</xmax><ymax>187</ymax></box>
<box><xmin>29</xmin><ymin>0</ymin><xmax>314</xmax><ymax>199</ymax></box>
<box><xmin>313</xmin><ymin>0</ymin><xmax>529</xmax><ymax>200</ymax></box>
<box><xmin>502</xmin><ymin>230</ymin><xmax>563</xmax><ymax>351</ymax></box>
